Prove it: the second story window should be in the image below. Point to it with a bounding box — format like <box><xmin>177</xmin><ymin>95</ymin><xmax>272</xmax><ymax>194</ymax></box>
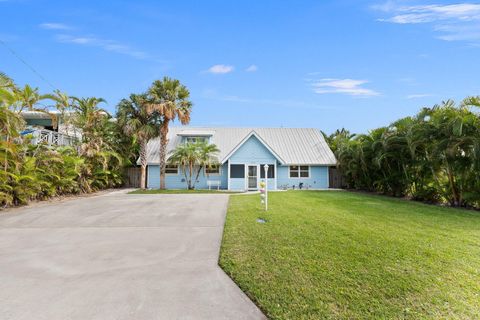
<box><xmin>185</xmin><ymin>136</ymin><xmax>207</xmax><ymax>144</ymax></box>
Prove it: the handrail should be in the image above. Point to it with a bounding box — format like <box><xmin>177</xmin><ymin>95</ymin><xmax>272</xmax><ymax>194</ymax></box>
<box><xmin>30</xmin><ymin>129</ymin><xmax>78</xmax><ymax>147</ymax></box>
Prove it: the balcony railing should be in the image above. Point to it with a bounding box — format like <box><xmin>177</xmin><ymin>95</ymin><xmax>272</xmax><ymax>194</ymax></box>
<box><xmin>30</xmin><ymin>129</ymin><xmax>78</xmax><ymax>147</ymax></box>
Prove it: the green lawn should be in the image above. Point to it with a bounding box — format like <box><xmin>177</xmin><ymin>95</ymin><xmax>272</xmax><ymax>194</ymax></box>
<box><xmin>128</xmin><ymin>189</ymin><xmax>240</xmax><ymax>194</ymax></box>
<box><xmin>219</xmin><ymin>191</ymin><xmax>480</xmax><ymax>320</ymax></box>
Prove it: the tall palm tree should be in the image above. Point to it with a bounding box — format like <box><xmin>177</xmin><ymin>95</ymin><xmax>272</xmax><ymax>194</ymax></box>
<box><xmin>117</xmin><ymin>94</ymin><xmax>160</xmax><ymax>189</ymax></box>
<box><xmin>148</xmin><ymin>77</ymin><xmax>192</xmax><ymax>189</ymax></box>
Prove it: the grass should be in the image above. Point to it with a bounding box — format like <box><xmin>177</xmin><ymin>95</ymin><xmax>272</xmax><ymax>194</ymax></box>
<box><xmin>220</xmin><ymin>191</ymin><xmax>480</xmax><ymax>320</ymax></box>
<box><xmin>128</xmin><ymin>188</ymin><xmax>241</xmax><ymax>194</ymax></box>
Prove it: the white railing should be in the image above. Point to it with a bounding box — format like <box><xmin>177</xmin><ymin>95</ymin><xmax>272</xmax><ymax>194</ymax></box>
<box><xmin>30</xmin><ymin>129</ymin><xmax>78</xmax><ymax>147</ymax></box>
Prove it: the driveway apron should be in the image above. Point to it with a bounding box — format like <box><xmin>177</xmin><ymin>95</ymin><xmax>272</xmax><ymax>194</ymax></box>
<box><xmin>0</xmin><ymin>190</ymin><xmax>265</xmax><ymax>320</ymax></box>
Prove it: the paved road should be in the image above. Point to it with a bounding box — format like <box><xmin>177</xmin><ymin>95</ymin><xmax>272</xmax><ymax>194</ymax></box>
<box><xmin>0</xmin><ymin>190</ymin><xmax>265</xmax><ymax>320</ymax></box>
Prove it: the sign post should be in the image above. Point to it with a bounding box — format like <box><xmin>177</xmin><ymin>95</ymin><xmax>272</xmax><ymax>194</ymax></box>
<box><xmin>260</xmin><ymin>164</ymin><xmax>268</xmax><ymax>211</ymax></box>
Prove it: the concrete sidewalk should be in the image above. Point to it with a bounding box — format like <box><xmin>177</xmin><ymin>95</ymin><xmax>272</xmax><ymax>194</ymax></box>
<box><xmin>0</xmin><ymin>191</ymin><xmax>265</xmax><ymax>320</ymax></box>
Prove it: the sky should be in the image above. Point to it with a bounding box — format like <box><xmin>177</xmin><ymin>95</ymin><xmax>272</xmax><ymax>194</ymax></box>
<box><xmin>1</xmin><ymin>0</ymin><xmax>479</xmax><ymax>134</ymax></box>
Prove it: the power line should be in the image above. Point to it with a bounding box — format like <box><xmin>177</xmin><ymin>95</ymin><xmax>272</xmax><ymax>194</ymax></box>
<box><xmin>0</xmin><ymin>39</ymin><xmax>59</xmax><ymax>91</ymax></box>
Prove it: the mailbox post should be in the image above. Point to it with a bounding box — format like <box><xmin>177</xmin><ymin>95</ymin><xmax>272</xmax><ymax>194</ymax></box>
<box><xmin>263</xmin><ymin>164</ymin><xmax>269</xmax><ymax>211</ymax></box>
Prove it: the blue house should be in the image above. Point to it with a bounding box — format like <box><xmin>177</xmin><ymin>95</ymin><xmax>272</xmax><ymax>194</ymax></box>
<box><xmin>144</xmin><ymin>127</ymin><xmax>337</xmax><ymax>191</ymax></box>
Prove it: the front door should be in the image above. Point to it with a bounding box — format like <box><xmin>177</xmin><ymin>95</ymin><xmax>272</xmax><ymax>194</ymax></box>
<box><xmin>247</xmin><ymin>165</ymin><xmax>258</xmax><ymax>190</ymax></box>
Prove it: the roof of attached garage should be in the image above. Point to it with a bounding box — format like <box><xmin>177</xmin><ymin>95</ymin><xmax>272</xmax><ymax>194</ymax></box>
<box><xmin>144</xmin><ymin>127</ymin><xmax>337</xmax><ymax>166</ymax></box>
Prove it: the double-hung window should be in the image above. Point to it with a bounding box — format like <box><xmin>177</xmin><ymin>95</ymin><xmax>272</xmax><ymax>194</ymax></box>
<box><xmin>205</xmin><ymin>164</ymin><xmax>220</xmax><ymax>175</ymax></box>
<box><xmin>289</xmin><ymin>165</ymin><xmax>309</xmax><ymax>178</ymax></box>
<box><xmin>165</xmin><ymin>164</ymin><xmax>179</xmax><ymax>174</ymax></box>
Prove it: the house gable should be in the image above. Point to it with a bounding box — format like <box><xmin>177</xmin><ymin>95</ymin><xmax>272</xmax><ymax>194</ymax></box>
<box><xmin>222</xmin><ymin>131</ymin><xmax>284</xmax><ymax>164</ymax></box>
<box><xmin>228</xmin><ymin>134</ymin><xmax>279</xmax><ymax>164</ymax></box>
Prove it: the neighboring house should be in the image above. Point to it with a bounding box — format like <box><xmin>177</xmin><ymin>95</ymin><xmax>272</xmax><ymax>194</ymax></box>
<box><xmin>144</xmin><ymin>127</ymin><xmax>337</xmax><ymax>191</ymax></box>
<box><xmin>20</xmin><ymin>111</ymin><xmax>80</xmax><ymax>147</ymax></box>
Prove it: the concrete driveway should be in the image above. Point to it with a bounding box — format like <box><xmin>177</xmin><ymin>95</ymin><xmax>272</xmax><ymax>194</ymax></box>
<box><xmin>0</xmin><ymin>190</ymin><xmax>265</xmax><ymax>320</ymax></box>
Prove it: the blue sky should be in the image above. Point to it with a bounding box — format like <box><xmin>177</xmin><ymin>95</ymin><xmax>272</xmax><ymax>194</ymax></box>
<box><xmin>1</xmin><ymin>0</ymin><xmax>479</xmax><ymax>133</ymax></box>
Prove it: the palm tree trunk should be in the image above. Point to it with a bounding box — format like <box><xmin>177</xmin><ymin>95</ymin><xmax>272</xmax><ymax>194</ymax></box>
<box><xmin>159</xmin><ymin>120</ymin><xmax>169</xmax><ymax>189</ymax></box>
<box><xmin>139</xmin><ymin>140</ymin><xmax>147</xmax><ymax>189</ymax></box>
<box><xmin>194</xmin><ymin>166</ymin><xmax>203</xmax><ymax>188</ymax></box>
<box><xmin>445</xmin><ymin>159</ymin><xmax>461</xmax><ymax>206</ymax></box>
<box><xmin>188</xmin><ymin>162</ymin><xmax>194</xmax><ymax>189</ymax></box>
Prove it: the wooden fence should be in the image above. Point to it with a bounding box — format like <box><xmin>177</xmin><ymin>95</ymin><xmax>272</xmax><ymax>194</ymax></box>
<box><xmin>124</xmin><ymin>167</ymin><xmax>142</xmax><ymax>188</ymax></box>
<box><xmin>329</xmin><ymin>167</ymin><xmax>346</xmax><ymax>189</ymax></box>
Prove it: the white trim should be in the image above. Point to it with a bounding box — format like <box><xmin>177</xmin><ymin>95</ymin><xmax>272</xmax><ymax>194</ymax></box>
<box><xmin>227</xmin><ymin>159</ymin><xmax>230</xmax><ymax>190</ymax></box>
<box><xmin>221</xmin><ymin>130</ymin><xmax>285</xmax><ymax>165</ymax></box>
<box><xmin>288</xmin><ymin>165</ymin><xmax>310</xmax><ymax>179</ymax></box>
<box><xmin>327</xmin><ymin>165</ymin><xmax>330</xmax><ymax>188</ymax></box>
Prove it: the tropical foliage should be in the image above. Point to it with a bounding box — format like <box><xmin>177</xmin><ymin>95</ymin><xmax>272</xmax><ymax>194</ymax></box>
<box><xmin>116</xmin><ymin>94</ymin><xmax>160</xmax><ymax>189</ymax></box>
<box><xmin>169</xmin><ymin>141</ymin><xmax>220</xmax><ymax>189</ymax></box>
<box><xmin>325</xmin><ymin>97</ymin><xmax>480</xmax><ymax>208</ymax></box>
<box><xmin>148</xmin><ymin>77</ymin><xmax>192</xmax><ymax>189</ymax></box>
<box><xmin>0</xmin><ymin>72</ymin><xmax>127</xmax><ymax>208</ymax></box>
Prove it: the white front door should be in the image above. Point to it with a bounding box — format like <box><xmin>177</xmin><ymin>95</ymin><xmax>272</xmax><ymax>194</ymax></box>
<box><xmin>247</xmin><ymin>165</ymin><xmax>258</xmax><ymax>190</ymax></box>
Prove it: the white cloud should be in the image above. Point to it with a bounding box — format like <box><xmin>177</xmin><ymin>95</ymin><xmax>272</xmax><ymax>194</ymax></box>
<box><xmin>375</xmin><ymin>2</ymin><xmax>480</xmax><ymax>42</ymax></box>
<box><xmin>245</xmin><ymin>65</ymin><xmax>258</xmax><ymax>72</ymax></box>
<box><xmin>39</xmin><ymin>23</ymin><xmax>71</xmax><ymax>30</ymax></box>
<box><xmin>407</xmin><ymin>93</ymin><xmax>432</xmax><ymax>99</ymax></box>
<box><xmin>55</xmin><ymin>34</ymin><xmax>148</xmax><ymax>59</ymax></box>
<box><xmin>311</xmin><ymin>78</ymin><xmax>380</xmax><ymax>96</ymax></box>
<box><xmin>207</xmin><ymin>64</ymin><xmax>234</xmax><ymax>74</ymax></box>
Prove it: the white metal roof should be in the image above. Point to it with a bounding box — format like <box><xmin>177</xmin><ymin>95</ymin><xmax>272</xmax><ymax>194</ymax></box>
<box><xmin>177</xmin><ymin>129</ymin><xmax>215</xmax><ymax>136</ymax></box>
<box><xmin>144</xmin><ymin>127</ymin><xmax>337</xmax><ymax>165</ymax></box>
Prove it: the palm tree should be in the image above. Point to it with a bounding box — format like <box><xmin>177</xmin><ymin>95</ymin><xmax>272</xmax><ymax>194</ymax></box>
<box><xmin>169</xmin><ymin>141</ymin><xmax>219</xmax><ymax>190</ymax></box>
<box><xmin>193</xmin><ymin>141</ymin><xmax>220</xmax><ymax>183</ymax></box>
<box><xmin>117</xmin><ymin>94</ymin><xmax>160</xmax><ymax>189</ymax></box>
<box><xmin>148</xmin><ymin>77</ymin><xmax>192</xmax><ymax>189</ymax></box>
<box><xmin>43</xmin><ymin>90</ymin><xmax>72</xmax><ymax>130</ymax></box>
<box><xmin>13</xmin><ymin>84</ymin><xmax>50</xmax><ymax>112</ymax></box>
<box><xmin>168</xmin><ymin>142</ymin><xmax>198</xmax><ymax>189</ymax></box>
<box><xmin>71</xmin><ymin>97</ymin><xmax>109</xmax><ymax>156</ymax></box>
<box><xmin>0</xmin><ymin>71</ymin><xmax>15</xmax><ymax>89</ymax></box>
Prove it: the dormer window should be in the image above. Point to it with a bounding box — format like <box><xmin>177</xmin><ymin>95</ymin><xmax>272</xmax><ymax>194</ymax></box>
<box><xmin>185</xmin><ymin>136</ymin><xmax>208</xmax><ymax>144</ymax></box>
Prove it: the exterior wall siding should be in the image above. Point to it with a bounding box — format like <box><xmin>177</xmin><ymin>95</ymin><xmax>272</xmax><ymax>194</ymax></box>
<box><xmin>229</xmin><ymin>135</ymin><xmax>278</xmax><ymax>191</ymax></box>
<box><xmin>147</xmin><ymin>163</ymin><xmax>228</xmax><ymax>189</ymax></box>
<box><xmin>229</xmin><ymin>178</ymin><xmax>245</xmax><ymax>191</ymax></box>
<box><xmin>276</xmin><ymin>165</ymin><xmax>329</xmax><ymax>189</ymax></box>
<box><xmin>146</xmin><ymin>135</ymin><xmax>329</xmax><ymax>190</ymax></box>
<box><xmin>229</xmin><ymin>135</ymin><xmax>277</xmax><ymax>164</ymax></box>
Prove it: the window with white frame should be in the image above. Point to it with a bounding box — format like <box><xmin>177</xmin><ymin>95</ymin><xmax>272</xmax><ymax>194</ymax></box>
<box><xmin>165</xmin><ymin>164</ymin><xmax>178</xmax><ymax>174</ymax></box>
<box><xmin>289</xmin><ymin>165</ymin><xmax>309</xmax><ymax>178</ymax></box>
<box><xmin>185</xmin><ymin>136</ymin><xmax>207</xmax><ymax>144</ymax></box>
<box><xmin>205</xmin><ymin>164</ymin><xmax>220</xmax><ymax>175</ymax></box>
